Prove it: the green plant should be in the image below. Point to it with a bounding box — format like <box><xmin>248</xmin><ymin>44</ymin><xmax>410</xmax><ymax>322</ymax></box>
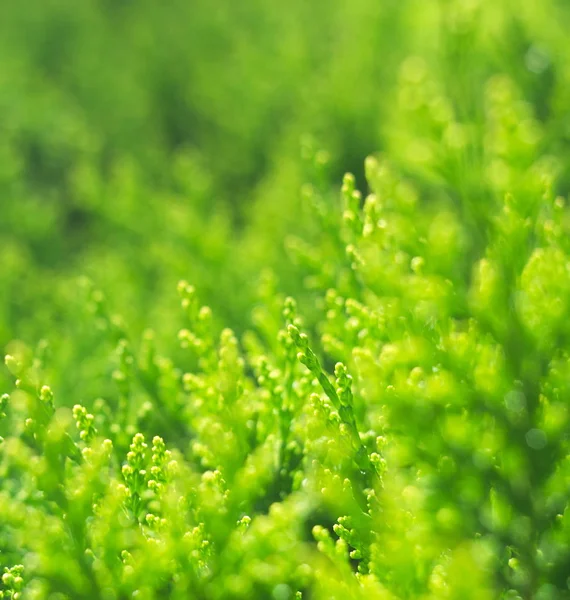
<box><xmin>2</xmin><ymin>1</ymin><xmax>570</xmax><ymax>598</ymax></box>
<box><xmin>2</xmin><ymin>139</ymin><xmax>570</xmax><ymax>596</ymax></box>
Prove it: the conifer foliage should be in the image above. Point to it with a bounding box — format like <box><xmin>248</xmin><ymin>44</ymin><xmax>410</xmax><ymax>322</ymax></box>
<box><xmin>2</xmin><ymin>1</ymin><xmax>570</xmax><ymax>599</ymax></box>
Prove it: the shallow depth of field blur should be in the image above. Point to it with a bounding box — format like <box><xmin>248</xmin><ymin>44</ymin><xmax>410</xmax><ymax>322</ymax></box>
<box><xmin>2</xmin><ymin>0</ymin><xmax>570</xmax><ymax>386</ymax></box>
<box><xmin>2</xmin><ymin>0</ymin><xmax>570</xmax><ymax>598</ymax></box>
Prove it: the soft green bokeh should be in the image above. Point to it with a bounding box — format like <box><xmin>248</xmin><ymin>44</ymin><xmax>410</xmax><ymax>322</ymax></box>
<box><xmin>1</xmin><ymin>0</ymin><xmax>570</xmax><ymax>598</ymax></box>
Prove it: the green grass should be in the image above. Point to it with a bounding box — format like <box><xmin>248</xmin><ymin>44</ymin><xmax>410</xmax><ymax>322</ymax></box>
<box><xmin>1</xmin><ymin>0</ymin><xmax>570</xmax><ymax>598</ymax></box>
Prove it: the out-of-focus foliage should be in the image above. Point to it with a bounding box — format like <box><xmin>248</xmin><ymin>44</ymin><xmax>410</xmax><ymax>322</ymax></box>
<box><xmin>0</xmin><ymin>0</ymin><xmax>401</xmax><ymax>352</ymax></box>
<box><xmin>2</xmin><ymin>0</ymin><xmax>570</xmax><ymax>598</ymax></box>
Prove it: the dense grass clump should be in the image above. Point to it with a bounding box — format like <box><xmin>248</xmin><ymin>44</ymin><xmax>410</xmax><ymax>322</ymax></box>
<box><xmin>2</xmin><ymin>1</ymin><xmax>570</xmax><ymax>599</ymax></box>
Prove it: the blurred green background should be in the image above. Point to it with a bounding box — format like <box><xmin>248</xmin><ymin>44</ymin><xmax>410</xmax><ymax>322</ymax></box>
<box><xmin>1</xmin><ymin>0</ymin><xmax>570</xmax><ymax>395</ymax></box>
